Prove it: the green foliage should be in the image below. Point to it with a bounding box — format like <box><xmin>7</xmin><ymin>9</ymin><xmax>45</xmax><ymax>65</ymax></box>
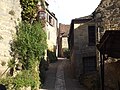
<box><xmin>47</xmin><ymin>50</ymin><xmax>57</xmax><ymax>63</ymax></box>
<box><xmin>0</xmin><ymin>69</ymin><xmax>40</xmax><ymax>90</ymax></box>
<box><xmin>1</xmin><ymin>22</ymin><xmax>47</xmax><ymax>89</ymax></box>
<box><xmin>13</xmin><ymin>22</ymin><xmax>46</xmax><ymax>88</ymax></box>
<box><xmin>11</xmin><ymin>22</ymin><xmax>47</xmax><ymax>69</ymax></box>
<box><xmin>0</xmin><ymin>0</ymin><xmax>47</xmax><ymax>89</ymax></box>
<box><xmin>63</xmin><ymin>48</ymin><xmax>70</xmax><ymax>59</ymax></box>
<box><xmin>14</xmin><ymin>70</ymin><xmax>40</xmax><ymax>89</ymax></box>
<box><xmin>8</xmin><ymin>59</ymin><xmax>16</xmax><ymax>68</ymax></box>
<box><xmin>20</xmin><ymin>0</ymin><xmax>39</xmax><ymax>22</ymax></box>
<box><xmin>39</xmin><ymin>57</ymin><xmax>48</xmax><ymax>84</ymax></box>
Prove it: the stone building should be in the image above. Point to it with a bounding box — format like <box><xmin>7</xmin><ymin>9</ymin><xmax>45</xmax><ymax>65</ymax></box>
<box><xmin>58</xmin><ymin>23</ymin><xmax>70</xmax><ymax>57</ymax></box>
<box><xmin>93</xmin><ymin>0</ymin><xmax>120</xmax><ymax>89</ymax></box>
<box><xmin>0</xmin><ymin>0</ymin><xmax>21</xmax><ymax>76</ymax></box>
<box><xmin>37</xmin><ymin>1</ymin><xmax>58</xmax><ymax>57</ymax></box>
<box><xmin>68</xmin><ymin>15</ymin><xmax>97</xmax><ymax>78</ymax></box>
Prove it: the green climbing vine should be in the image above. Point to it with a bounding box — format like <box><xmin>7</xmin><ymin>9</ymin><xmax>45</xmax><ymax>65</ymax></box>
<box><xmin>20</xmin><ymin>0</ymin><xmax>45</xmax><ymax>22</ymax></box>
<box><xmin>20</xmin><ymin>0</ymin><xmax>38</xmax><ymax>22</ymax></box>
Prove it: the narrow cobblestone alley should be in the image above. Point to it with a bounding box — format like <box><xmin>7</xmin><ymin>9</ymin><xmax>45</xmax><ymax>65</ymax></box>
<box><xmin>40</xmin><ymin>58</ymin><xmax>87</xmax><ymax>90</ymax></box>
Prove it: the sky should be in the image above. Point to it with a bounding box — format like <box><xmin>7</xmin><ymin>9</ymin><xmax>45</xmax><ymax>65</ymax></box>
<box><xmin>47</xmin><ymin>0</ymin><xmax>101</xmax><ymax>24</ymax></box>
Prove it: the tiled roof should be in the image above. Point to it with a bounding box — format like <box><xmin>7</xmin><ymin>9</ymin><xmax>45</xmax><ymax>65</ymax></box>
<box><xmin>59</xmin><ymin>23</ymin><xmax>70</xmax><ymax>37</ymax></box>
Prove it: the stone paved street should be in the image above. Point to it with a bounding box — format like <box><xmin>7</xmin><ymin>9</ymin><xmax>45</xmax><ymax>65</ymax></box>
<box><xmin>40</xmin><ymin>58</ymin><xmax>88</xmax><ymax>90</ymax></box>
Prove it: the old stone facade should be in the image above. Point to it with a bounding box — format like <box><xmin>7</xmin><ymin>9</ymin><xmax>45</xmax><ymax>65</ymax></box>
<box><xmin>0</xmin><ymin>0</ymin><xmax>21</xmax><ymax>76</ymax></box>
<box><xmin>45</xmin><ymin>11</ymin><xmax>58</xmax><ymax>53</ymax></box>
<box><xmin>94</xmin><ymin>0</ymin><xmax>120</xmax><ymax>89</ymax></box>
<box><xmin>94</xmin><ymin>0</ymin><xmax>120</xmax><ymax>30</ymax></box>
<box><xmin>37</xmin><ymin>1</ymin><xmax>58</xmax><ymax>59</ymax></box>
<box><xmin>68</xmin><ymin>16</ymin><xmax>97</xmax><ymax>78</ymax></box>
<box><xmin>58</xmin><ymin>23</ymin><xmax>70</xmax><ymax>57</ymax></box>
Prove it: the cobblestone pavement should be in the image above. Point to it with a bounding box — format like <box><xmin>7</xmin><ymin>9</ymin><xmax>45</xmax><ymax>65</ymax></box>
<box><xmin>40</xmin><ymin>58</ymin><xmax>87</xmax><ymax>90</ymax></box>
<box><xmin>64</xmin><ymin>59</ymin><xmax>87</xmax><ymax>90</ymax></box>
<box><xmin>55</xmin><ymin>59</ymin><xmax>66</xmax><ymax>90</ymax></box>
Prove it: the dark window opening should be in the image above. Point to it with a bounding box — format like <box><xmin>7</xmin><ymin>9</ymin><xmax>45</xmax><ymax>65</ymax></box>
<box><xmin>49</xmin><ymin>15</ymin><xmax>52</xmax><ymax>24</ymax></box>
<box><xmin>88</xmin><ymin>26</ymin><xmax>96</xmax><ymax>46</ymax></box>
<box><xmin>48</xmin><ymin>15</ymin><xmax>54</xmax><ymax>26</ymax></box>
<box><xmin>83</xmin><ymin>56</ymin><xmax>96</xmax><ymax>73</ymax></box>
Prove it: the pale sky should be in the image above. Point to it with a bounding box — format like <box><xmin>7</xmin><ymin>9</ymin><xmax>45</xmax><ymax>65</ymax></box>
<box><xmin>47</xmin><ymin>0</ymin><xmax>101</xmax><ymax>24</ymax></box>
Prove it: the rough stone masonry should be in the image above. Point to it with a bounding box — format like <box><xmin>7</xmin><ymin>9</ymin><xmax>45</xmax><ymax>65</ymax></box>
<box><xmin>0</xmin><ymin>0</ymin><xmax>21</xmax><ymax>76</ymax></box>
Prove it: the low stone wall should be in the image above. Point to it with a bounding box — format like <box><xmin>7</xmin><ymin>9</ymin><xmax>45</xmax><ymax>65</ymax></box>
<box><xmin>104</xmin><ymin>60</ymin><xmax>120</xmax><ymax>90</ymax></box>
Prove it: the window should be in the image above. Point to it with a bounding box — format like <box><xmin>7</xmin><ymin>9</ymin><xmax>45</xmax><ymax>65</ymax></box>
<box><xmin>49</xmin><ymin>15</ymin><xmax>52</xmax><ymax>24</ymax></box>
<box><xmin>48</xmin><ymin>15</ymin><xmax>54</xmax><ymax>26</ymax></box>
<box><xmin>83</xmin><ymin>56</ymin><xmax>96</xmax><ymax>73</ymax></box>
<box><xmin>88</xmin><ymin>26</ymin><xmax>96</xmax><ymax>46</ymax></box>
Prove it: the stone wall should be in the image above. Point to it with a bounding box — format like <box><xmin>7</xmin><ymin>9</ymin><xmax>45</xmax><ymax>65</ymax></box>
<box><xmin>0</xmin><ymin>0</ymin><xmax>21</xmax><ymax>76</ymax></box>
<box><xmin>104</xmin><ymin>60</ymin><xmax>120</xmax><ymax>90</ymax></box>
<box><xmin>95</xmin><ymin>0</ymin><xmax>120</xmax><ymax>30</ymax></box>
<box><xmin>58</xmin><ymin>23</ymin><xmax>70</xmax><ymax>57</ymax></box>
<box><xmin>95</xmin><ymin>0</ymin><xmax>120</xmax><ymax>89</ymax></box>
<box><xmin>73</xmin><ymin>22</ymin><xmax>96</xmax><ymax>77</ymax></box>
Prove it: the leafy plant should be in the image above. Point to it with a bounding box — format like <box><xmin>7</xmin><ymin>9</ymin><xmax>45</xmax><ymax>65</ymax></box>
<box><xmin>20</xmin><ymin>0</ymin><xmax>37</xmax><ymax>22</ymax></box>
<box><xmin>39</xmin><ymin>57</ymin><xmax>48</xmax><ymax>84</ymax></box>
<box><xmin>12</xmin><ymin>22</ymin><xmax>47</xmax><ymax>88</ymax></box>
<box><xmin>63</xmin><ymin>48</ymin><xmax>70</xmax><ymax>59</ymax></box>
<box><xmin>1</xmin><ymin>22</ymin><xmax>47</xmax><ymax>90</ymax></box>
<box><xmin>47</xmin><ymin>50</ymin><xmax>57</xmax><ymax>63</ymax></box>
<box><xmin>12</xmin><ymin>22</ymin><xmax>47</xmax><ymax>69</ymax></box>
<box><xmin>0</xmin><ymin>0</ymin><xmax>47</xmax><ymax>89</ymax></box>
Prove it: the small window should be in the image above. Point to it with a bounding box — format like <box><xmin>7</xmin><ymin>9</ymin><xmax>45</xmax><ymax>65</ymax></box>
<box><xmin>49</xmin><ymin>15</ymin><xmax>52</xmax><ymax>24</ymax></box>
<box><xmin>83</xmin><ymin>56</ymin><xmax>96</xmax><ymax>73</ymax></box>
<box><xmin>88</xmin><ymin>26</ymin><xmax>96</xmax><ymax>46</ymax></box>
<box><xmin>48</xmin><ymin>15</ymin><xmax>54</xmax><ymax>26</ymax></box>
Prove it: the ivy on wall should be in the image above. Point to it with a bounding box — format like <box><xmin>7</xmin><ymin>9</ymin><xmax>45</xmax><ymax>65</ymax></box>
<box><xmin>20</xmin><ymin>0</ymin><xmax>38</xmax><ymax>22</ymax></box>
<box><xmin>20</xmin><ymin>0</ymin><xmax>45</xmax><ymax>22</ymax></box>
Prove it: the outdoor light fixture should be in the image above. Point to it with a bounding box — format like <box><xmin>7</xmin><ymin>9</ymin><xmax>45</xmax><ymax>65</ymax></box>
<box><xmin>38</xmin><ymin>11</ymin><xmax>46</xmax><ymax>20</ymax></box>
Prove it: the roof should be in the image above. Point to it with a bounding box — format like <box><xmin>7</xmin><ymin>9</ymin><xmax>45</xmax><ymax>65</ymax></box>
<box><xmin>74</xmin><ymin>15</ymin><xmax>93</xmax><ymax>20</ymax></box>
<box><xmin>59</xmin><ymin>23</ymin><xmax>70</xmax><ymax>37</ymax></box>
<box><xmin>46</xmin><ymin>9</ymin><xmax>57</xmax><ymax>20</ymax></box>
<box><xmin>69</xmin><ymin>15</ymin><xmax>94</xmax><ymax>36</ymax></box>
<box><xmin>97</xmin><ymin>30</ymin><xmax>120</xmax><ymax>58</ymax></box>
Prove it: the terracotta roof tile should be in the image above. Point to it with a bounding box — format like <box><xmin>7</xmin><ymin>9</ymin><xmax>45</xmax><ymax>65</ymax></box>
<box><xmin>59</xmin><ymin>23</ymin><xmax>70</xmax><ymax>36</ymax></box>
